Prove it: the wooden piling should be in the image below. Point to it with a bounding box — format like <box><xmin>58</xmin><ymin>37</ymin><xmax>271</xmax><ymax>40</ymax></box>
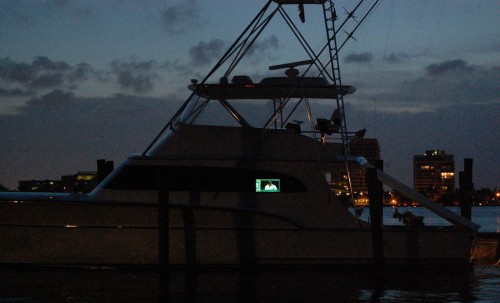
<box><xmin>459</xmin><ymin>158</ymin><xmax>473</xmax><ymax>220</ymax></box>
<box><xmin>158</xmin><ymin>183</ymin><xmax>170</xmax><ymax>298</ymax></box>
<box><xmin>367</xmin><ymin>160</ymin><xmax>384</xmax><ymax>265</ymax></box>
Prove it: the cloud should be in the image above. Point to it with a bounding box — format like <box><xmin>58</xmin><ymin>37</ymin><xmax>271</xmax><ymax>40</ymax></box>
<box><xmin>246</xmin><ymin>35</ymin><xmax>280</xmax><ymax>57</ymax></box>
<box><xmin>413</xmin><ymin>60</ymin><xmax>499</xmax><ymax>105</ymax></box>
<box><xmin>425</xmin><ymin>59</ymin><xmax>475</xmax><ymax>76</ymax></box>
<box><xmin>189</xmin><ymin>39</ymin><xmax>225</xmax><ymax>66</ymax></box>
<box><xmin>30</xmin><ymin>72</ymin><xmax>65</xmax><ymax>89</ymax></box>
<box><xmin>161</xmin><ymin>59</ymin><xmax>190</xmax><ymax>75</ymax></box>
<box><xmin>110</xmin><ymin>59</ymin><xmax>161</xmax><ymax>94</ymax></box>
<box><xmin>162</xmin><ymin>0</ymin><xmax>200</xmax><ymax>34</ymax></box>
<box><xmin>20</xmin><ymin>89</ymin><xmax>75</xmax><ymax>111</ymax></box>
<box><xmin>0</xmin><ymin>56</ymin><xmax>184</xmax><ymax>114</ymax></box>
<box><xmin>0</xmin><ymin>88</ymin><xmax>31</xmax><ymax>97</ymax></box>
<box><xmin>344</xmin><ymin>52</ymin><xmax>373</xmax><ymax>64</ymax></box>
<box><xmin>187</xmin><ymin>35</ymin><xmax>279</xmax><ymax>71</ymax></box>
<box><xmin>383</xmin><ymin>52</ymin><xmax>410</xmax><ymax>64</ymax></box>
<box><xmin>32</xmin><ymin>56</ymin><xmax>70</xmax><ymax>72</ymax></box>
<box><xmin>1</xmin><ymin>56</ymin><xmax>167</xmax><ymax>97</ymax></box>
<box><xmin>350</xmin><ymin>57</ymin><xmax>499</xmax><ymax>114</ymax></box>
<box><xmin>0</xmin><ymin>56</ymin><xmax>101</xmax><ymax>93</ymax></box>
<box><xmin>0</xmin><ymin>58</ymin><xmax>33</xmax><ymax>84</ymax></box>
<box><xmin>67</xmin><ymin>63</ymin><xmax>96</xmax><ymax>83</ymax></box>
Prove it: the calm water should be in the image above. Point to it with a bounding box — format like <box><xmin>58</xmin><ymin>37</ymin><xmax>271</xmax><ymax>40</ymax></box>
<box><xmin>1</xmin><ymin>206</ymin><xmax>498</xmax><ymax>303</ymax></box>
<box><xmin>352</xmin><ymin>206</ymin><xmax>500</xmax><ymax>233</ymax></box>
<box><xmin>1</xmin><ymin>266</ymin><xmax>499</xmax><ymax>302</ymax></box>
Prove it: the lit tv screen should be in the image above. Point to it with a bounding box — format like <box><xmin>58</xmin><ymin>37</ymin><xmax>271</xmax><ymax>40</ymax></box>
<box><xmin>256</xmin><ymin>179</ymin><xmax>280</xmax><ymax>192</ymax></box>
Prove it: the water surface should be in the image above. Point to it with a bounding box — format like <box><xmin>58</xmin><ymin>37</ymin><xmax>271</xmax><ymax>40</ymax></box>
<box><xmin>1</xmin><ymin>206</ymin><xmax>498</xmax><ymax>302</ymax></box>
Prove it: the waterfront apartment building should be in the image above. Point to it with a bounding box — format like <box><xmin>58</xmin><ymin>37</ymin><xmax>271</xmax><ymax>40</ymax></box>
<box><xmin>324</xmin><ymin>138</ymin><xmax>381</xmax><ymax>206</ymax></box>
<box><xmin>413</xmin><ymin>150</ymin><xmax>455</xmax><ymax>200</ymax></box>
<box><xmin>19</xmin><ymin>171</ymin><xmax>98</xmax><ymax>193</ymax></box>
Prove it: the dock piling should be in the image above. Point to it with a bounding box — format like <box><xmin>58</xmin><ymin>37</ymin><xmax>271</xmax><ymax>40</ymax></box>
<box><xmin>367</xmin><ymin>160</ymin><xmax>384</xmax><ymax>265</ymax></box>
<box><xmin>459</xmin><ymin>158</ymin><xmax>473</xmax><ymax>220</ymax></box>
<box><xmin>158</xmin><ymin>179</ymin><xmax>170</xmax><ymax>299</ymax></box>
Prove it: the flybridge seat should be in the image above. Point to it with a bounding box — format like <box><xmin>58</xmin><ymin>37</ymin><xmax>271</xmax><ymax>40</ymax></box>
<box><xmin>189</xmin><ymin>75</ymin><xmax>356</xmax><ymax>100</ymax></box>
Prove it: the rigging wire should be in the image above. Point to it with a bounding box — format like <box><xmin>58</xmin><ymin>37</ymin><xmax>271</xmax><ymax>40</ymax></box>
<box><xmin>380</xmin><ymin>0</ymin><xmax>395</xmax><ymax>73</ymax></box>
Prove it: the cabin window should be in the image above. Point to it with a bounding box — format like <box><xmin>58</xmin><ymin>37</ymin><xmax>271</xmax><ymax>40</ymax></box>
<box><xmin>255</xmin><ymin>179</ymin><xmax>280</xmax><ymax>192</ymax></box>
<box><xmin>105</xmin><ymin>166</ymin><xmax>306</xmax><ymax>193</ymax></box>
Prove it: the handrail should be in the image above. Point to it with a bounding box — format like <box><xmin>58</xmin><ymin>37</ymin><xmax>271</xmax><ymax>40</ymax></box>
<box><xmin>357</xmin><ymin>157</ymin><xmax>481</xmax><ymax>232</ymax></box>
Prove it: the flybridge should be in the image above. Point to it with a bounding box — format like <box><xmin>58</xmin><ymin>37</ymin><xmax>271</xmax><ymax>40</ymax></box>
<box><xmin>189</xmin><ymin>77</ymin><xmax>355</xmax><ymax>100</ymax></box>
<box><xmin>189</xmin><ymin>57</ymin><xmax>355</xmax><ymax>101</ymax></box>
<box><xmin>188</xmin><ymin>63</ymin><xmax>356</xmax><ymax>101</ymax></box>
<box><xmin>145</xmin><ymin>0</ymin><xmax>378</xmax><ymax>143</ymax></box>
<box><xmin>143</xmin><ymin>0</ymin><xmax>380</xmax><ymax>174</ymax></box>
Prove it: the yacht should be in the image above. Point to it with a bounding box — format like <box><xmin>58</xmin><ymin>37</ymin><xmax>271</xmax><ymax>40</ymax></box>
<box><xmin>0</xmin><ymin>0</ymin><xmax>479</xmax><ymax>268</ymax></box>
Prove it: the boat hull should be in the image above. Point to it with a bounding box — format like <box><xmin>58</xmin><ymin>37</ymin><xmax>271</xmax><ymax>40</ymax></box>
<box><xmin>0</xmin><ymin>201</ymin><xmax>473</xmax><ymax>267</ymax></box>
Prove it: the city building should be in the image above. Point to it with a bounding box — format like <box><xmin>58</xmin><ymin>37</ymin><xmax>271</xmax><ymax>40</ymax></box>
<box><xmin>413</xmin><ymin>150</ymin><xmax>455</xmax><ymax>201</ymax></box>
<box><xmin>324</xmin><ymin>138</ymin><xmax>381</xmax><ymax>206</ymax></box>
<box><xmin>349</xmin><ymin>138</ymin><xmax>381</xmax><ymax>205</ymax></box>
<box><xmin>17</xmin><ymin>159</ymin><xmax>113</xmax><ymax>193</ymax></box>
<box><xmin>61</xmin><ymin>171</ymin><xmax>98</xmax><ymax>193</ymax></box>
<box><xmin>18</xmin><ymin>179</ymin><xmax>62</xmax><ymax>192</ymax></box>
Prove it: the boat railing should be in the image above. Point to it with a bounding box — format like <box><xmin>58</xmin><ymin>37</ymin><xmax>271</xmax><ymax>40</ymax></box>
<box><xmin>358</xmin><ymin>157</ymin><xmax>481</xmax><ymax>232</ymax></box>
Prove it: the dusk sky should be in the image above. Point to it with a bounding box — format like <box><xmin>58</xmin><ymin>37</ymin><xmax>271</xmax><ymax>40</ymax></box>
<box><xmin>1</xmin><ymin>0</ymin><xmax>499</xmax><ymax>190</ymax></box>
